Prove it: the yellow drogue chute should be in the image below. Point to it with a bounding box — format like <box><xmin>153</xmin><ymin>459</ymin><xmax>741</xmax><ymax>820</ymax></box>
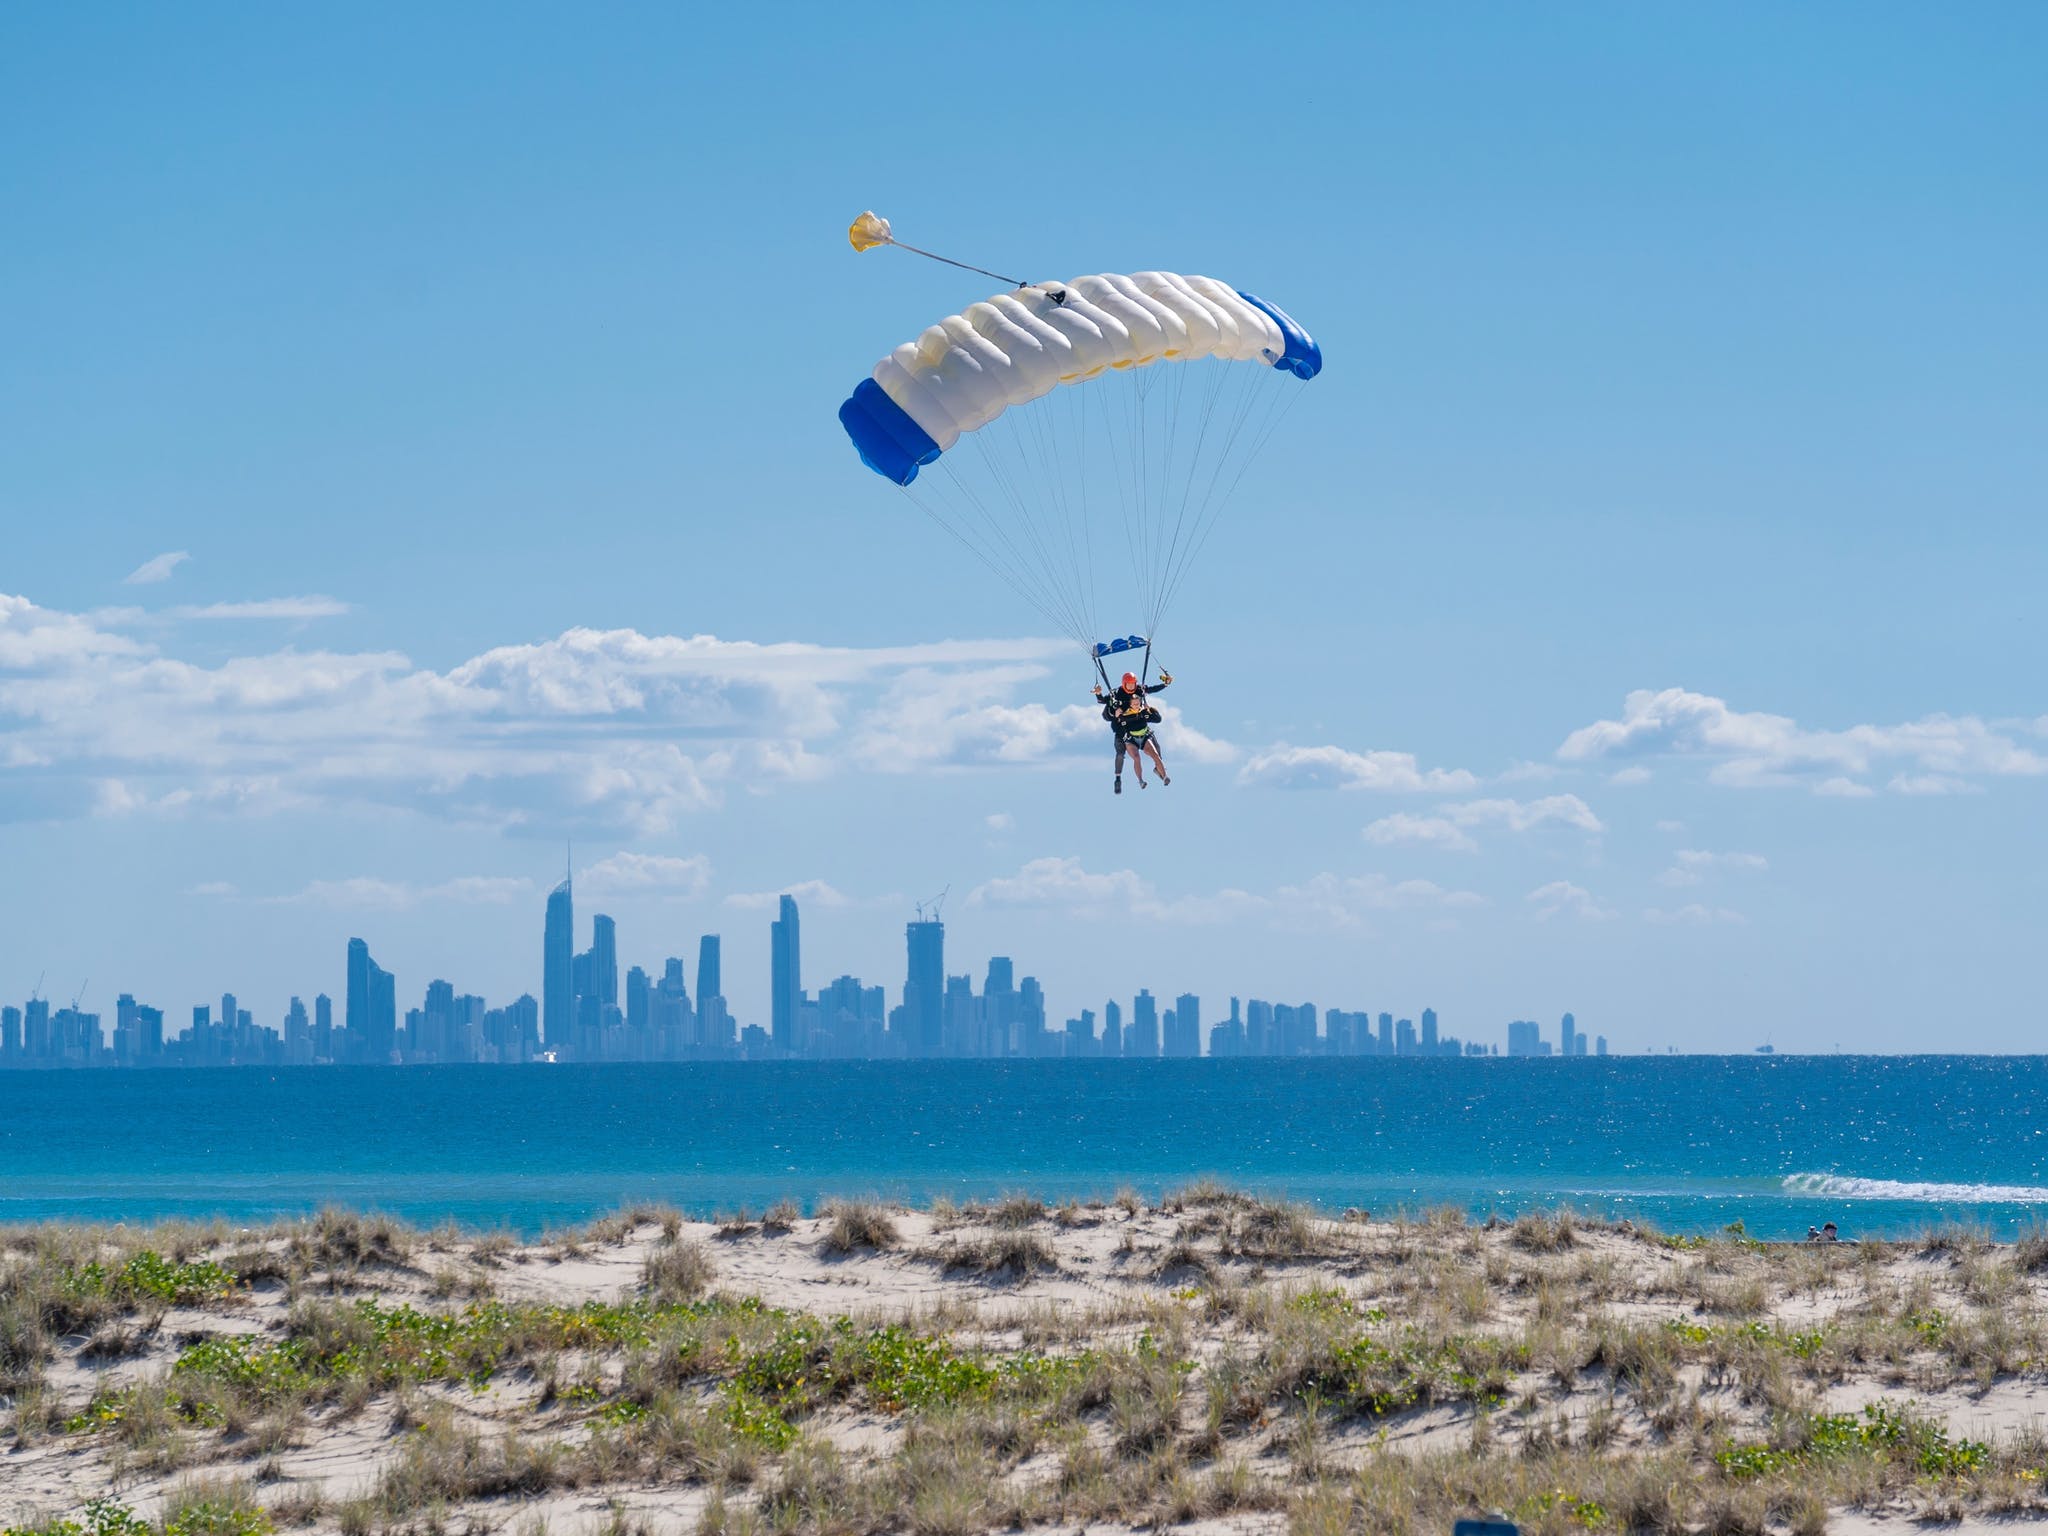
<box><xmin>847</xmin><ymin>210</ymin><xmax>893</xmax><ymax>252</ymax></box>
<box><xmin>844</xmin><ymin>210</ymin><xmax>1021</xmax><ymax>285</ymax></box>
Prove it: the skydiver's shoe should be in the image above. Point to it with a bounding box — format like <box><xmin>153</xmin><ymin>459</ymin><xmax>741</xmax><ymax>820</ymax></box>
<box><xmin>1160</xmin><ymin>774</ymin><xmax>1171</xmax><ymax>786</ymax></box>
<box><xmin>1114</xmin><ymin>774</ymin><xmax>1122</xmax><ymax>795</ymax></box>
<box><xmin>1137</xmin><ymin>777</ymin><xmax>1149</xmax><ymax>789</ymax></box>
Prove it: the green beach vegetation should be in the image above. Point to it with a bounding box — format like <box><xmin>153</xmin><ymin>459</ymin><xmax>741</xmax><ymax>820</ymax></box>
<box><xmin>6</xmin><ymin>1199</ymin><xmax>2048</xmax><ymax>1534</ymax></box>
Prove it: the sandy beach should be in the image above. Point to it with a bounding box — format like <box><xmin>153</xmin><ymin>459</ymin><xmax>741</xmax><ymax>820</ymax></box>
<box><xmin>6</xmin><ymin>1189</ymin><xmax>2048</xmax><ymax>1535</ymax></box>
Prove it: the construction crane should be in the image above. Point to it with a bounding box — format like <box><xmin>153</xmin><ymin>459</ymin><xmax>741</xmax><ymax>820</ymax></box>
<box><xmin>71</xmin><ymin>981</ymin><xmax>89</xmax><ymax>1014</ymax></box>
<box><xmin>914</xmin><ymin>886</ymin><xmax>950</xmax><ymax>924</ymax></box>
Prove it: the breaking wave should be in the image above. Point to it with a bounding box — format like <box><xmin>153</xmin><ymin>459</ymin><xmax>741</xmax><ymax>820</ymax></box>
<box><xmin>1783</xmin><ymin>1172</ymin><xmax>2048</xmax><ymax>1204</ymax></box>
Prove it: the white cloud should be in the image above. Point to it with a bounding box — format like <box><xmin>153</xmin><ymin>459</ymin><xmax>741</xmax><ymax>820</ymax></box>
<box><xmin>577</xmin><ymin>852</ymin><xmax>711</xmax><ymax>898</ymax></box>
<box><xmin>1363</xmin><ymin>794</ymin><xmax>1603</xmax><ymax>853</ymax></box>
<box><xmin>185</xmin><ymin>880</ymin><xmax>238</xmax><ymax>898</ymax></box>
<box><xmin>1560</xmin><ymin>687</ymin><xmax>2048</xmax><ymax>795</ymax></box>
<box><xmin>1238</xmin><ymin>743</ymin><xmax>1478</xmax><ymax>793</ymax></box>
<box><xmin>1887</xmin><ymin>774</ymin><xmax>1981</xmax><ymax>796</ymax></box>
<box><xmin>967</xmin><ymin>858</ymin><xmax>1479</xmax><ymax>931</ymax></box>
<box><xmin>1361</xmin><ymin>814</ymin><xmax>1479</xmax><ymax>853</ymax></box>
<box><xmin>1816</xmin><ymin>777</ymin><xmax>1876</xmax><ymax>799</ymax></box>
<box><xmin>171</xmin><ymin>596</ymin><xmax>352</xmax><ymax>621</ymax></box>
<box><xmin>725</xmin><ymin>880</ymin><xmax>851</xmax><ymax>911</ymax></box>
<box><xmin>849</xmin><ymin>666</ymin><xmax>1235</xmax><ymax>774</ymax></box>
<box><xmin>1607</xmin><ymin>765</ymin><xmax>1652</xmax><ymax>787</ymax></box>
<box><xmin>280</xmin><ymin>875</ymin><xmax>533</xmax><ymax>909</ymax></box>
<box><xmin>984</xmin><ymin>812</ymin><xmax>1014</xmax><ymax>831</ymax></box>
<box><xmin>1655</xmin><ymin>819</ymin><xmax>1687</xmax><ymax>832</ymax></box>
<box><xmin>1527</xmin><ymin>881</ymin><xmax>1615</xmax><ymax>922</ymax></box>
<box><xmin>1645</xmin><ymin>903</ymin><xmax>1747</xmax><ymax>926</ymax></box>
<box><xmin>124</xmin><ymin>551</ymin><xmax>190</xmax><ymax>585</ymax></box>
<box><xmin>1656</xmin><ymin>848</ymin><xmax>1769</xmax><ymax>887</ymax></box>
<box><xmin>0</xmin><ymin>593</ymin><xmax>1119</xmax><ymax>833</ymax></box>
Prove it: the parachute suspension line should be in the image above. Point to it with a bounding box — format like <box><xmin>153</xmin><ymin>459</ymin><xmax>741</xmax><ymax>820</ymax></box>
<box><xmin>1150</xmin><ymin>361</ymin><xmax>1266</xmax><ymax>629</ymax></box>
<box><xmin>1019</xmin><ymin>379</ymin><xmax>1092</xmax><ymax>648</ymax></box>
<box><xmin>878</xmin><ymin>239</ymin><xmax>1023</xmax><ymax>289</ymax></box>
<box><xmin>1146</xmin><ymin>358</ymin><xmax>1194</xmax><ymax>639</ymax></box>
<box><xmin>979</xmin><ymin>407</ymin><xmax>1095</xmax><ymax>646</ymax></box>
<box><xmin>1099</xmin><ymin>368</ymin><xmax>1146</xmax><ymax>632</ymax></box>
<box><xmin>1148</xmin><ymin>354</ymin><xmax>1235</xmax><ymax>639</ymax></box>
<box><xmin>958</xmin><ymin>427</ymin><xmax>1094</xmax><ymax>645</ymax></box>
<box><xmin>913</xmin><ymin>448</ymin><xmax>1092</xmax><ymax>646</ymax></box>
<box><xmin>1155</xmin><ymin>373</ymin><xmax>1304</xmax><ymax>625</ymax></box>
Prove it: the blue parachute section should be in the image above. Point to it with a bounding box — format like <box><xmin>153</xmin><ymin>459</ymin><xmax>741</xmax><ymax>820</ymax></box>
<box><xmin>1093</xmin><ymin>636</ymin><xmax>1148</xmax><ymax>658</ymax></box>
<box><xmin>1236</xmin><ymin>291</ymin><xmax>1323</xmax><ymax>380</ymax></box>
<box><xmin>839</xmin><ymin>378</ymin><xmax>941</xmax><ymax>487</ymax></box>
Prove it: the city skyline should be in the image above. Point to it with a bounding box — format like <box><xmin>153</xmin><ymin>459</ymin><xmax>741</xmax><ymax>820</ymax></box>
<box><xmin>0</xmin><ymin>881</ymin><xmax>1605</xmax><ymax>1069</ymax></box>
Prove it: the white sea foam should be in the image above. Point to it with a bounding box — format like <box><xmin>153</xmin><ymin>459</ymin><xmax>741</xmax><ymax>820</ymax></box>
<box><xmin>1783</xmin><ymin>1172</ymin><xmax>2048</xmax><ymax>1204</ymax></box>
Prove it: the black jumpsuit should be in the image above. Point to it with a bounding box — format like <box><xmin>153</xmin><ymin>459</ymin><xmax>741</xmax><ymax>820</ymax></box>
<box><xmin>1101</xmin><ymin>679</ymin><xmax>1168</xmax><ymax>772</ymax></box>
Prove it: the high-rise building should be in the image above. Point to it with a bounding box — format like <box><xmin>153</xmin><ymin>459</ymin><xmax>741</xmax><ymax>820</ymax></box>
<box><xmin>1507</xmin><ymin>1019</ymin><xmax>1544</xmax><ymax>1057</ymax></box>
<box><xmin>591</xmin><ymin>914</ymin><xmax>618</xmax><ymax>1007</ymax></box>
<box><xmin>1559</xmin><ymin>1012</ymin><xmax>1577</xmax><ymax>1059</ymax></box>
<box><xmin>771</xmin><ymin>894</ymin><xmax>801</xmax><ymax>1054</ymax></box>
<box><xmin>697</xmin><ymin>935</ymin><xmax>722</xmax><ymax>1015</ymax></box>
<box><xmin>1127</xmin><ymin>990</ymin><xmax>1159</xmax><ymax>1057</ymax></box>
<box><xmin>544</xmin><ymin>876</ymin><xmax>574</xmax><ymax>1051</ymax></box>
<box><xmin>1595</xmin><ymin>1035</ymin><xmax>1608</xmax><ymax>1057</ymax></box>
<box><xmin>1</xmin><ymin>1005</ymin><xmax>19</xmax><ymax>1059</ymax></box>
<box><xmin>1100</xmin><ymin>999</ymin><xmax>1121</xmax><ymax>1057</ymax></box>
<box><xmin>904</xmin><ymin>917</ymin><xmax>944</xmax><ymax>1058</ymax></box>
<box><xmin>1167</xmin><ymin>993</ymin><xmax>1201</xmax><ymax>1057</ymax></box>
<box><xmin>345</xmin><ymin>937</ymin><xmax>397</xmax><ymax>1062</ymax></box>
<box><xmin>1017</xmin><ymin>976</ymin><xmax>1046</xmax><ymax>1056</ymax></box>
<box><xmin>983</xmin><ymin>957</ymin><xmax>1015</xmax><ymax>1057</ymax></box>
<box><xmin>1209</xmin><ymin>997</ymin><xmax>1244</xmax><ymax>1058</ymax></box>
<box><xmin>1422</xmin><ymin>1007</ymin><xmax>1439</xmax><ymax>1054</ymax></box>
<box><xmin>1377</xmin><ymin>1012</ymin><xmax>1394</xmax><ymax>1055</ymax></box>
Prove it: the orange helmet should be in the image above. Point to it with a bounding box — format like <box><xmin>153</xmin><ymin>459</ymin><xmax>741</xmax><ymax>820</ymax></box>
<box><xmin>1121</xmin><ymin>672</ymin><xmax>1139</xmax><ymax>691</ymax></box>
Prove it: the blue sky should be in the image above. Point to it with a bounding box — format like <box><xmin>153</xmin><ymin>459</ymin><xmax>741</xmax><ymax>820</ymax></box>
<box><xmin>3</xmin><ymin>4</ymin><xmax>2044</xmax><ymax>1051</ymax></box>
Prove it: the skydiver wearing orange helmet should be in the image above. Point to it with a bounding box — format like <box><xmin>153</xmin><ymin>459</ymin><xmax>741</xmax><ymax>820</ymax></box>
<box><xmin>1093</xmin><ymin>668</ymin><xmax>1174</xmax><ymax>794</ymax></box>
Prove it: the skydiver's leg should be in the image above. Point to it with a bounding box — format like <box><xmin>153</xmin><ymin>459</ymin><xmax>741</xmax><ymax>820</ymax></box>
<box><xmin>1128</xmin><ymin>737</ymin><xmax>1149</xmax><ymax>787</ymax></box>
<box><xmin>1144</xmin><ymin>737</ymin><xmax>1169</xmax><ymax>785</ymax></box>
<box><xmin>1112</xmin><ymin>731</ymin><xmax>1127</xmax><ymax>794</ymax></box>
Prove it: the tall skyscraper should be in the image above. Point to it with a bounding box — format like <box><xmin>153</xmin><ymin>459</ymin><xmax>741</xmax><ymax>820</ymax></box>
<box><xmin>345</xmin><ymin>937</ymin><xmax>397</xmax><ymax>1062</ymax></box>
<box><xmin>1127</xmin><ymin>990</ymin><xmax>1159</xmax><ymax>1057</ymax></box>
<box><xmin>771</xmin><ymin>894</ymin><xmax>802</xmax><ymax>1054</ymax></box>
<box><xmin>1559</xmin><ymin>1012</ymin><xmax>1578</xmax><ymax>1058</ymax></box>
<box><xmin>984</xmin><ymin>957</ymin><xmax>1016</xmax><ymax>1057</ymax></box>
<box><xmin>543</xmin><ymin>876</ymin><xmax>574</xmax><ymax>1050</ymax></box>
<box><xmin>1166</xmin><ymin>993</ymin><xmax>1201</xmax><ymax>1057</ymax></box>
<box><xmin>904</xmin><ymin>917</ymin><xmax>944</xmax><ymax>1057</ymax></box>
<box><xmin>1422</xmin><ymin>1007</ymin><xmax>1439</xmax><ymax>1054</ymax></box>
<box><xmin>591</xmin><ymin>914</ymin><xmax>618</xmax><ymax>1007</ymax></box>
<box><xmin>697</xmin><ymin>934</ymin><xmax>722</xmax><ymax>1014</ymax></box>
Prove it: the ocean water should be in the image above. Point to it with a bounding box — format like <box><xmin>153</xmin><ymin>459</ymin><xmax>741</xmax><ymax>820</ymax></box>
<box><xmin>3</xmin><ymin>1057</ymin><xmax>2045</xmax><ymax>1238</ymax></box>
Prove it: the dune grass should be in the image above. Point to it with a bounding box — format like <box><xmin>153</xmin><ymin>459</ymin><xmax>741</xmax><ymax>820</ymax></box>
<box><xmin>9</xmin><ymin>1195</ymin><xmax>2048</xmax><ymax>1535</ymax></box>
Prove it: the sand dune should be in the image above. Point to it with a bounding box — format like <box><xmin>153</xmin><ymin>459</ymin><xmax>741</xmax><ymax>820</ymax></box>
<box><xmin>5</xmin><ymin>1191</ymin><xmax>2048</xmax><ymax>1535</ymax></box>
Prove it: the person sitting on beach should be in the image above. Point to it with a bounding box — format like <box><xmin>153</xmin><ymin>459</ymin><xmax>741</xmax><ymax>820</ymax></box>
<box><xmin>1806</xmin><ymin>1225</ymin><xmax>1822</xmax><ymax>1243</ymax></box>
<box><xmin>1821</xmin><ymin>1221</ymin><xmax>1840</xmax><ymax>1242</ymax></box>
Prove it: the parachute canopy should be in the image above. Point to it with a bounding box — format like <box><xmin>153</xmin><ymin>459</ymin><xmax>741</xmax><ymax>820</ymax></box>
<box><xmin>840</xmin><ymin>244</ymin><xmax>1321</xmax><ymax>649</ymax></box>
